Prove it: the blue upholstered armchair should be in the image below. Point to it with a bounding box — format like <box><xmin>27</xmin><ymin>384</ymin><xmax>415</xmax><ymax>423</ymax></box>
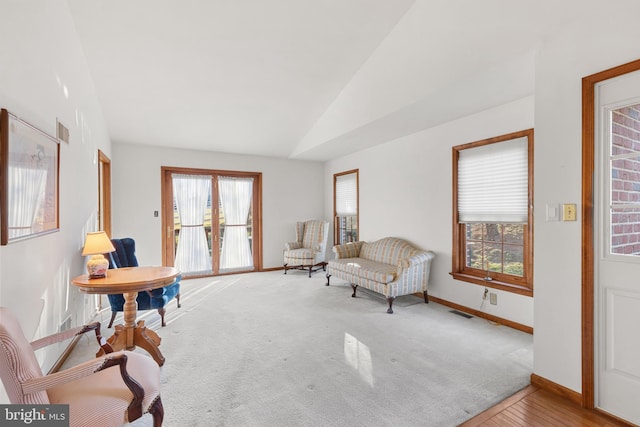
<box><xmin>106</xmin><ymin>238</ymin><xmax>181</xmax><ymax>327</ymax></box>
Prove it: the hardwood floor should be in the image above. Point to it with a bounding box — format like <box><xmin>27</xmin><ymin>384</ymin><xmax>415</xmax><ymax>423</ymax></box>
<box><xmin>460</xmin><ymin>385</ymin><xmax>633</xmax><ymax>427</ymax></box>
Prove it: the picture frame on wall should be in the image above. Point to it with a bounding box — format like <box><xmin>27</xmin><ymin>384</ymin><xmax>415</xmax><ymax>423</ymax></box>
<box><xmin>0</xmin><ymin>109</ymin><xmax>60</xmax><ymax>245</ymax></box>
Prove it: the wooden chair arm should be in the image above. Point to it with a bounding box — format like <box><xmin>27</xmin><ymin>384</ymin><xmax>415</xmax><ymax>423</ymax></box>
<box><xmin>31</xmin><ymin>321</ymin><xmax>113</xmax><ymax>354</ymax></box>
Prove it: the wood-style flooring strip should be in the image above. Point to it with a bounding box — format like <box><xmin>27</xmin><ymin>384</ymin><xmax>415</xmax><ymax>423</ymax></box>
<box><xmin>504</xmin><ymin>404</ymin><xmax>550</xmax><ymax>427</ymax></box>
<box><xmin>459</xmin><ymin>386</ymin><xmax>631</xmax><ymax>427</ymax></box>
<box><xmin>459</xmin><ymin>385</ymin><xmax>538</xmax><ymax>426</ymax></box>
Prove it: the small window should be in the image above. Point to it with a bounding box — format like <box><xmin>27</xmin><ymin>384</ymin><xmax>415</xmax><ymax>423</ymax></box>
<box><xmin>451</xmin><ymin>130</ymin><xmax>533</xmax><ymax>296</ymax></box>
<box><xmin>334</xmin><ymin>169</ymin><xmax>358</xmax><ymax>245</ymax></box>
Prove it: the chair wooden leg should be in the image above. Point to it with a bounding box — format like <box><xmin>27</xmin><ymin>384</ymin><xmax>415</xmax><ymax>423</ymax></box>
<box><xmin>326</xmin><ymin>274</ymin><xmax>331</xmax><ymax>286</ymax></box>
<box><xmin>308</xmin><ymin>266</ymin><xmax>313</xmax><ymax>278</ymax></box>
<box><xmin>351</xmin><ymin>284</ymin><xmax>358</xmax><ymax>297</ymax></box>
<box><xmin>283</xmin><ymin>263</ymin><xmax>288</xmax><ymax>274</ymax></box>
<box><xmin>149</xmin><ymin>396</ymin><xmax>164</xmax><ymax>427</ymax></box>
<box><xmin>158</xmin><ymin>307</ymin><xmax>166</xmax><ymax>327</ymax></box>
<box><xmin>176</xmin><ymin>293</ymin><xmax>181</xmax><ymax>308</ymax></box>
<box><xmin>108</xmin><ymin>311</ymin><xmax>117</xmax><ymax>328</ymax></box>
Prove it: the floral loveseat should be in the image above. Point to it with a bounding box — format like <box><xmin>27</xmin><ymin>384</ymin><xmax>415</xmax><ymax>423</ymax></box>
<box><xmin>325</xmin><ymin>237</ymin><xmax>435</xmax><ymax>313</ymax></box>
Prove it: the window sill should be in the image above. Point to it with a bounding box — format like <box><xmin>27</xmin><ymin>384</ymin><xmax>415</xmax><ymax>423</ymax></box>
<box><xmin>449</xmin><ymin>272</ymin><xmax>533</xmax><ymax>297</ymax></box>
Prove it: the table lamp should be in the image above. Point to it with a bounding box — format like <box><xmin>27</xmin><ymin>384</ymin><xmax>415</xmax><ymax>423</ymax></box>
<box><xmin>82</xmin><ymin>231</ymin><xmax>116</xmax><ymax>278</ymax></box>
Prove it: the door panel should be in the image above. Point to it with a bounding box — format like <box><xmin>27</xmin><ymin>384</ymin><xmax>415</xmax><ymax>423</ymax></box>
<box><xmin>605</xmin><ymin>289</ymin><xmax>640</xmax><ymax>378</ymax></box>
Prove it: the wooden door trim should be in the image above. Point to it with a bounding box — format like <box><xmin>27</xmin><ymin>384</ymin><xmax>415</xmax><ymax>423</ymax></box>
<box><xmin>581</xmin><ymin>58</ymin><xmax>640</xmax><ymax>409</ymax></box>
<box><xmin>160</xmin><ymin>167</ymin><xmax>173</xmax><ymax>267</ymax></box>
<box><xmin>98</xmin><ymin>150</ymin><xmax>111</xmax><ymax>237</ymax></box>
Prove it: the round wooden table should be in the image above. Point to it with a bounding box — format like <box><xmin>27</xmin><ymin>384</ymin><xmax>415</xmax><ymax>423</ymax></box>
<box><xmin>72</xmin><ymin>266</ymin><xmax>179</xmax><ymax>366</ymax></box>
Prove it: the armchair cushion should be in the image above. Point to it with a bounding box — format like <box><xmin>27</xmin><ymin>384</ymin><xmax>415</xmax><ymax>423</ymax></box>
<box><xmin>327</xmin><ymin>257</ymin><xmax>396</xmax><ymax>284</ymax></box>
<box><xmin>47</xmin><ymin>351</ymin><xmax>161</xmax><ymax>427</ymax></box>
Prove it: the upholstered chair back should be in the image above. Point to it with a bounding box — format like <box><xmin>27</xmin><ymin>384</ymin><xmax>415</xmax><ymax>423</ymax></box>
<box><xmin>0</xmin><ymin>307</ymin><xmax>49</xmax><ymax>404</ymax></box>
<box><xmin>108</xmin><ymin>237</ymin><xmax>138</xmax><ymax>268</ymax></box>
<box><xmin>298</xmin><ymin>220</ymin><xmax>329</xmax><ymax>253</ymax></box>
<box><xmin>359</xmin><ymin>237</ymin><xmax>421</xmax><ymax>266</ymax></box>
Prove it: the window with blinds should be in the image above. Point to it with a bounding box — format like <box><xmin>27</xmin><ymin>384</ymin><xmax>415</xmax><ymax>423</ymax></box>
<box><xmin>334</xmin><ymin>170</ymin><xmax>358</xmax><ymax>245</ymax></box>
<box><xmin>457</xmin><ymin>137</ymin><xmax>528</xmax><ymax>223</ymax></box>
<box><xmin>452</xmin><ymin>129</ymin><xmax>534</xmax><ymax>295</ymax></box>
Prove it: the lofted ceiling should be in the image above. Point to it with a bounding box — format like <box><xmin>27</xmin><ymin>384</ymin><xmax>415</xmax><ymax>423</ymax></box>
<box><xmin>66</xmin><ymin>1</ymin><xmax>576</xmax><ymax>161</ymax></box>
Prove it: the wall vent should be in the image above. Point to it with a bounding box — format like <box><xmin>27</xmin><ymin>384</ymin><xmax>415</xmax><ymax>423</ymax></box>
<box><xmin>56</xmin><ymin>119</ymin><xmax>69</xmax><ymax>143</ymax></box>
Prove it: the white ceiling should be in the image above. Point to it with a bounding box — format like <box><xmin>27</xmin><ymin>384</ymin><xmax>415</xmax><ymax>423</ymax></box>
<box><xmin>66</xmin><ymin>1</ymin><xmax>573</xmax><ymax>161</ymax></box>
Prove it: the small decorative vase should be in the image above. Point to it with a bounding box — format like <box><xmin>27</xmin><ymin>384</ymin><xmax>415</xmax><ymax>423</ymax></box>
<box><xmin>87</xmin><ymin>255</ymin><xmax>109</xmax><ymax>278</ymax></box>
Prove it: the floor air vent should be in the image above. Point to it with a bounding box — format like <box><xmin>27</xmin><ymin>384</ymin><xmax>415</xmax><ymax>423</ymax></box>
<box><xmin>449</xmin><ymin>309</ymin><xmax>473</xmax><ymax>319</ymax></box>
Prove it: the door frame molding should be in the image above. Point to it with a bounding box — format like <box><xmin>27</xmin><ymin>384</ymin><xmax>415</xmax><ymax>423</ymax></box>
<box><xmin>98</xmin><ymin>150</ymin><xmax>111</xmax><ymax>237</ymax></box>
<box><xmin>581</xmin><ymin>58</ymin><xmax>640</xmax><ymax>409</ymax></box>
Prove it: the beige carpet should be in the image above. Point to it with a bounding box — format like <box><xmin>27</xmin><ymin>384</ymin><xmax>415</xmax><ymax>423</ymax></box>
<box><xmin>66</xmin><ymin>270</ymin><xmax>533</xmax><ymax>426</ymax></box>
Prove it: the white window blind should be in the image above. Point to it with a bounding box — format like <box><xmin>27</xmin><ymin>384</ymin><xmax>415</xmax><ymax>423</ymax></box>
<box><xmin>458</xmin><ymin>137</ymin><xmax>528</xmax><ymax>223</ymax></box>
<box><xmin>335</xmin><ymin>173</ymin><xmax>357</xmax><ymax>216</ymax></box>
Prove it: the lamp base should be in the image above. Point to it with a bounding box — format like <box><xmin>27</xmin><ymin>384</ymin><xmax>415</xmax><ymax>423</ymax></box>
<box><xmin>87</xmin><ymin>255</ymin><xmax>109</xmax><ymax>279</ymax></box>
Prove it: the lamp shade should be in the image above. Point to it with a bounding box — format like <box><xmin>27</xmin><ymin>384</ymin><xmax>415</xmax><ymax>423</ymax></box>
<box><xmin>82</xmin><ymin>231</ymin><xmax>115</xmax><ymax>256</ymax></box>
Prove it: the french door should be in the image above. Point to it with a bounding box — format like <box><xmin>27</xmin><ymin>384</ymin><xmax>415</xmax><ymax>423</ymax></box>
<box><xmin>593</xmin><ymin>67</ymin><xmax>640</xmax><ymax>424</ymax></box>
<box><xmin>161</xmin><ymin>167</ymin><xmax>262</xmax><ymax>277</ymax></box>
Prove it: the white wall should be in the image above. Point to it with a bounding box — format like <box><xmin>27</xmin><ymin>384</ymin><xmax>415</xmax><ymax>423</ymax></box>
<box><xmin>0</xmin><ymin>0</ymin><xmax>111</xmax><ymax>381</ymax></box>
<box><xmin>533</xmin><ymin>0</ymin><xmax>640</xmax><ymax>393</ymax></box>
<box><xmin>325</xmin><ymin>96</ymin><xmax>535</xmax><ymax>328</ymax></box>
<box><xmin>111</xmin><ymin>143</ymin><xmax>324</xmax><ymax>269</ymax></box>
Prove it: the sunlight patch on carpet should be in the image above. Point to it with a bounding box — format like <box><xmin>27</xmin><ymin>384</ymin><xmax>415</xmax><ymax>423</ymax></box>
<box><xmin>344</xmin><ymin>332</ymin><xmax>374</xmax><ymax>387</ymax></box>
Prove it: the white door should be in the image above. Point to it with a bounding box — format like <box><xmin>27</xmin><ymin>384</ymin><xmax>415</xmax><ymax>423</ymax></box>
<box><xmin>595</xmin><ymin>69</ymin><xmax>640</xmax><ymax>424</ymax></box>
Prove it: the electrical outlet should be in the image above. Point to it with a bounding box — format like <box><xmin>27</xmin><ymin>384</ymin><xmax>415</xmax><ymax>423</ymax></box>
<box><xmin>489</xmin><ymin>293</ymin><xmax>497</xmax><ymax>305</ymax></box>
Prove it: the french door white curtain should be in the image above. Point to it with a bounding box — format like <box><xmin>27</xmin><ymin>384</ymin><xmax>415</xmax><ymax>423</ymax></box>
<box><xmin>173</xmin><ymin>174</ymin><xmax>212</xmax><ymax>275</ymax></box>
<box><xmin>219</xmin><ymin>177</ymin><xmax>253</xmax><ymax>271</ymax></box>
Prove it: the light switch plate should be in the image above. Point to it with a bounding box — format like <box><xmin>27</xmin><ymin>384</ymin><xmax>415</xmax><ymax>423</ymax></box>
<box><xmin>546</xmin><ymin>204</ymin><xmax>560</xmax><ymax>221</ymax></box>
<box><xmin>562</xmin><ymin>203</ymin><xmax>577</xmax><ymax>221</ymax></box>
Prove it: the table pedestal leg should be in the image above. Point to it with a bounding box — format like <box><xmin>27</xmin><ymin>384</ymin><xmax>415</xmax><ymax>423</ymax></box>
<box><xmin>122</xmin><ymin>291</ymin><xmax>137</xmax><ymax>349</ymax></box>
<box><xmin>133</xmin><ymin>320</ymin><xmax>165</xmax><ymax>366</ymax></box>
<box><xmin>96</xmin><ymin>292</ymin><xmax>166</xmax><ymax>366</ymax></box>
